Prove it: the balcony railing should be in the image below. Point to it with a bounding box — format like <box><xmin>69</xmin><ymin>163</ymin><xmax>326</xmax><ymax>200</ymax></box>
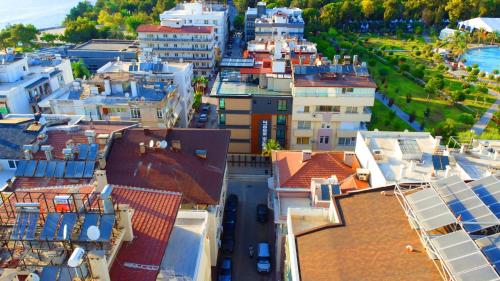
<box><xmin>159</xmin><ymin>56</ymin><xmax>214</xmax><ymax>61</ymax></box>
<box><xmin>154</xmin><ymin>46</ymin><xmax>212</xmax><ymax>51</ymax></box>
<box><xmin>139</xmin><ymin>37</ymin><xmax>213</xmax><ymax>42</ymax></box>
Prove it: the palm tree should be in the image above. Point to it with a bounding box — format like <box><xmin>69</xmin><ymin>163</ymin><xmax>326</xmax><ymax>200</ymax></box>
<box><xmin>262</xmin><ymin>139</ymin><xmax>281</xmax><ymax>157</ymax></box>
<box><xmin>193</xmin><ymin>76</ymin><xmax>209</xmax><ymax>94</ymax></box>
<box><xmin>450</xmin><ymin>32</ymin><xmax>467</xmax><ymax>61</ymax></box>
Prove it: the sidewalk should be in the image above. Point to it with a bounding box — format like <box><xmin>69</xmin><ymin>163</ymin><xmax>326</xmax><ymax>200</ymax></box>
<box><xmin>375</xmin><ymin>92</ymin><xmax>423</xmax><ymax>131</ymax></box>
<box><xmin>471</xmin><ymin>89</ymin><xmax>500</xmax><ymax>135</ymax></box>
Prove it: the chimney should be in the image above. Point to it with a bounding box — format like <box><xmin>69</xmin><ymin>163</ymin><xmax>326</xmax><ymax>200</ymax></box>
<box><xmin>22</xmin><ymin>145</ymin><xmax>33</xmax><ymax>160</ymax></box>
<box><xmin>343</xmin><ymin>151</ymin><xmax>356</xmax><ymax>167</ymax></box>
<box><xmin>494</xmin><ymin>149</ymin><xmax>499</xmax><ymax>161</ymax></box>
<box><xmin>139</xmin><ymin>142</ymin><xmax>146</xmax><ymax>154</ymax></box>
<box><xmin>104</xmin><ymin>79</ymin><xmax>111</xmax><ymax>95</ymax></box>
<box><xmin>434</xmin><ymin>136</ymin><xmax>442</xmax><ymax>150</ymax></box>
<box><xmin>85</xmin><ymin>130</ymin><xmax>96</xmax><ymax>144</ymax></box>
<box><xmin>41</xmin><ymin>145</ymin><xmax>54</xmax><ymax>160</ymax></box>
<box><xmin>117</xmin><ymin>204</ymin><xmax>134</xmax><ymax>241</ymax></box>
<box><xmin>353</xmin><ymin>54</ymin><xmax>359</xmax><ymax>65</ymax></box>
<box><xmin>195</xmin><ymin>149</ymin><xmax>207</xmax><ymax>159</ymax></box>
<box><xmin>62</xmin><ymin>148</ymin><xmax>74</xmax><ymax>160</ymax></box>
<box><xmin>172</xmin><ymin>140</ymin><xmax>181</xmax><ymax>151</ymax></box>
<box><xmin>94</xmin><ymin>170</ymin><xmax>108</xmax><ymax>193</ymax></box>
<box><xmin>445</xmin><ymin>165</ymin><xmax>451</xmax><ymax>177</ymax></box>
<box><xmin>334</xmin><ymin>55</ymin><xmax>340</xmax><ymax>65</ymax></box>
<box><xmin>274</xmin><ymin>41</ymin><xmax>282</xmax><ymax>59</ymax></box>
<box><xmin>302</xmin><ymin>150</ymin><xmax>312</xmax><ymax>162</ymax></box>
<box><xmin>131</xmin><ymin>80</ymin><xmax>138</xmax><ymax>97</ymax></box>
<box><xmin>88</xmin><ymin>251</ymin><xmax>111</xmax><ymax>281</ymax></box>
<box><xmin>100</xmin><ymin>184</ymin><xmax>114</xmax><ymax>214</ymax></box>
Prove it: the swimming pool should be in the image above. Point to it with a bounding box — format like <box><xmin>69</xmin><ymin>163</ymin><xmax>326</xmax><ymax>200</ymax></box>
<box><xmin>463</xmin><ymin>46</ymin><xmax>500</xmax><ymax>73</ymax></box>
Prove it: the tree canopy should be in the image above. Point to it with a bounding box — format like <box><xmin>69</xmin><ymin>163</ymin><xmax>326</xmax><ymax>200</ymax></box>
<box><xmin>0</xmin><ymin>24</ymin><xmax>39</xmax><ymax>50</ymax></box>
<box><xmin>71</xmin><ymin>59</ymin><xmax>91</xmax><ymax>79</ymax></box>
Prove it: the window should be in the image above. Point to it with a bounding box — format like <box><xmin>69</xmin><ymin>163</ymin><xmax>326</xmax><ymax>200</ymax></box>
<box><xmin>319</xmin><ymin>136</ymin><xmax>329</xmax><ymax>144</ymax></box>
<box><xmin>219</xmin><ymin>98</ymin><xmax>225</xmax><ymax>109</ymax></box>
<box><xmin>204</xmin><ymin>20</ymin><xmax>209</xmax><ymax>24</ymax></box>
<box><xmin>8</xmin><ymin>160</ymin><xmax>16</xmax><ymax>169</ymax></box>
<box><xmin>277</xmin><ymin>115</ymin><xmax>286</xmax><ymax>125</ymax></box>
<box><xmin>157</xmin><ymin>108</ymin><xmax>164</xmax><ymax>119</ymax></box>
<box><xmin>276</xmin><ymin>128</ymin><xmax>285</xmax><ymax>139</ymax></box>
<box><xmin>130</xmin><ymin>108</ymin><xmax>141</xmax><ymax>119</ymax></box>
<box><xmin>297</xmin><ymin>105</ymin><xmax>309</xmax><ymax>113</ymax></box>
<box><xmin>213</xmin><ymin>20</ymin><xmax>217</xmax><ymax>25</ymax></box>
<box><xmin>346</xmin><ymin>106</ymin><xmax>358</xmax><ymax>114</ymax></box>
<box><xmin>296</xmin><ymin>137</ymin><xmax>310</xmax><ymax>145</ymax></box>
<box><xmin>342</xmin><ymin>88</ymin><xmax>354</xmax><ymax>94</ymax></box>
<box><xmin>219</xmin><ymin>113</ymin><xmax>226</xmax><ymax>124</ymax></box>
<box><xmin>277</xmin><ymin>100</ymin><xmax>287</xmax><ymax>111</ymax></box>
<box><xmin>321</xmin><ymin>123</ymin><xmax>331</xmax><ymax>129</ymax></box>
<box><xmin>297</xmin><ymin>121</ymin><xmax>311</xmax><ymax>129</ymax></box>
<box><xmin>338</xmin><ymin>137</ymin><xmax>356</xmax><ymax>146</ymax></box>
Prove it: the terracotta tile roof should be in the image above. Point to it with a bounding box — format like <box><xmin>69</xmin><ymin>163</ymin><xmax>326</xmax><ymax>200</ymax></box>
<box><xmin>8</xmin><ymin>184</ymin><xmax>182</xmax><ymax>281</ymax></box>
<box><xmin>273</xmin><ymin>151</ymin><xmax>367</xmax><ymax>190</ymax></box>
<box><xmin>106</xmin><ymin>128</ymin><xmax>230</xmax><ymax>205</ymax></box>
<box><xmin>339</xmin><ymin>175</ymin><xmax>370</xmax><ymax>191</ymax></box>
<box><xmin>109</xmin><ymin>186</ymin><xmax>181</xmax><ymax>281</ymax></box>
<box><xmin>295</xmin><ymin>188</ymin><xmax>442</xmax><ymax>281</ymax></box>
<box><xmin>137</xmin><ymin>24</ymin><xmax>213</xmax><ymax>34</ymax></box>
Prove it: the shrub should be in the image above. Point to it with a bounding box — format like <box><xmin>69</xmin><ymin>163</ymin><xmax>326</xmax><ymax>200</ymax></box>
<box><xmin>471</xmin><ymin>69</ymin><xmax>480</xmax><ymax>75</ymax></box>
<box><xmin>424</xmin><ymin>107</ymin><xmax>430</xmax><ymax>117</ymax></box>
<box><xmin>489</xmin><ymin>74</ymin><xmax>495</xmax><ymax>80</ymax></box>
<box><xmin>415</xmin><ymin>50</ymin><xmax>421</xmax><ymax>56</ymax></box>
<box><xmin>399</xmin><ymin>57</ymin><xmax>407</xmax><ymax>62</ymax></box>
<box><xmin>458</xmin><ymin>113</ymin><xmax>475</xmax><ymax>125</ymax></box>
<box><xmin>368</xmin><ymin>59</ymin><xmax>376</xmax><ymax>67</ymax></box>
<box><xmin>411</xmin><ymin>68</ymin><xmax>425</xmax><ymax>79</ymax></box>
<box><xmin>493</xmin><ymin>69</ymin><xmax>499</xmax><ymax>74</ymax></box>
<box><xmin>388</xmin><ymin>98</ymin><xmax>395</xmax><ymax>107</ymax></box>
<box><xmin>416</xmin><ymin>64</ymin><xmax>425</xmax><ymax>71</ymax></box>
<box><xmin>472</xmin><ymin>63</ymin><xmax>479</xmax><ymax>68</ymax></box>
<box><xmin>479</xmin><ymin>72</ymin><xmax>486</xmax><ymax>77</ymax></box>
<box><xmin>400</xmin><ymin>64</ymin><xmax>410</xmax><ymax>72</ymax></box>
<box><xmin>451</xmin><ymin>90</ymin><xmax>466</xmax><ymax>101</ymax></box>
<box><xmin>462</xmin><ymin>82</ymin><xmax>470</xmax><ymax>89</ymax></box>
<box><xmin>406</xmin><ymin>94</ymin><xmax>412</xmax><ymax>103</ymax></box>
<box><xmin>466</xmin><ymin>66</ymin><xmax>472</xmax><ymax>72</ymax></box>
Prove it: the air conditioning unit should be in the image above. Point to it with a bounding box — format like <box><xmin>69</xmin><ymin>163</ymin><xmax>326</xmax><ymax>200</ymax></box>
<box><xmin>372</xmin><ymin>149</ymin><xmax>383</xmax><ymax>160</ymax></box>
<box><xmin>356</xmin><ymin>168</ymin><xmax>370</xmax><ymax>181</ymax></box>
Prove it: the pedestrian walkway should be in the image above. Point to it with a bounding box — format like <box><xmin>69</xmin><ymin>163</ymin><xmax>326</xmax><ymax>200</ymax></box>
<box><xmin>472</xmin><ymin>89</ymin><xmax>500</xmax><ymax>135</ymax></box>
<box><xmin>375</xmin><ymin>92</ymin><xmax>423</xmax><ymax>131</ymax></box>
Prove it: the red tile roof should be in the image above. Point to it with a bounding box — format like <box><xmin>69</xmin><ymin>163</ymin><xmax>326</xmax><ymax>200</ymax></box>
<box><xmin>137</xmin><ymin>24</ymin><xmax>213</xmax><ymax>34</ymax></box>
<box><xmin>106</xmin><ymin>128</ymin><xmax>230</xmax><ymax>205</ymax></box>
<box><xmin>9</xmin><ymin>184</ymin><xmax>182</xmax><ymax>281</ymax></box>
<box><xmin>272</xmin><ymin>151</ymin><xmax>368</xmax><ymax>190</ymax></box>
<box><xmin>109</xmin><ymin>186</ymin><xmax>182</xmax><ymax>281</ymax></box>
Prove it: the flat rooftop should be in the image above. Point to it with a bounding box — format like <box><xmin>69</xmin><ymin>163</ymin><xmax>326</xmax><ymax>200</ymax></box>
<box><xmin>294</xmin><ymin>188</ymin><xmax>442</xmax><ymax>281</ymax></box>
<box><xmin>73</xmin><ymin>39</ymin><xmax>138</xmax><ymax>52</ymax></box>
<box><xmin>211</xmin><ymin>76</ymin><xmax>291</xmax><ymax>97</ymax></box>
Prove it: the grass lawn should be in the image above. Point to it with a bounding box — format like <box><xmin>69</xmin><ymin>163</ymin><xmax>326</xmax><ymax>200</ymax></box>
<box><xmin>479</xmin><ymin>120</ymin><xmax>500</xmax><ymax>140</ymax></box>
<box><xmin>368</xmin><ymin>100</ymin><xmax>414</xmax><ymax>131</ymax></box>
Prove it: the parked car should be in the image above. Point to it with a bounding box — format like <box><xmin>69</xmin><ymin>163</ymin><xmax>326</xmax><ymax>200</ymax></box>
<box><xmin>222</xmin><ymin>235</ymin><xmax>235</xmax><ymax>254</ymax></box>
<box><xmin>224</xmin><ymin>210</ymin><xmax>237</xmax><ymax>224</ymax></box>
<box><xmin>201</xmin><ymin>103</ymin><xmax>211</xmax><ymax>113</ymax></box>
<box><xmin>219</xmin><ymin>258</ymin><xmax>232</xmax><ymax>281</ymax></box>
<box><xmin>256</xmin><ymin>242</ymin><xmax>271</xmax><ymax>273</ymax></box>
<box><xmin>198</xmin><ymin>113</ymin><xmax>208</xmax><ymax>123</ymax></box>
<box><xmin>225</xmin><ymin>194</ymin><xmax>238</xmax><ymax>213</ymax></box>
<box><xmin>256</xmin><ymin>204</ymin><xmax>269</xmax><ymax>223</ymax></box>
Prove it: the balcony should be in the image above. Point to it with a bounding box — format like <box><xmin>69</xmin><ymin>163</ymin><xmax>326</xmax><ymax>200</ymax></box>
<box><xmin>293</xmin><ymin>128</ymin><xmax>313</xmax><ymax>137</ymax></box>
<box><xmin>139</xmin><ymin>36</ymin><xmax>213</xmax><ymax>42</ymax></box>
<box><xmin>158</xmin><ymin>56</ymin><xmax>214</xmax><ymax>61</ymax></box>
<box><xmin>294</xmin><ymin>112</ymin><xmax>371</xmax><ymax>122</ymax></box>
<box><xmin>153</xmin><ymin>46</ymin><xmax>212</xmax><ymax>51</ymax></box>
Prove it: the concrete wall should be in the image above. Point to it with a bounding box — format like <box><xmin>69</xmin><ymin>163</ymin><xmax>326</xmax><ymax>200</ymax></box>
<box><xmin>354</xmin><ymin>132</ymin><xmax>387</xmax><ymax>187</ymax></box>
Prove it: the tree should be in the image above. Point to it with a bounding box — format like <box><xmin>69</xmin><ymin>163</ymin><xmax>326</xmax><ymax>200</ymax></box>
<box><xmin>0</xmin><ymin>24</ymin><xmax>39</xmax><ymax>50</ymax></box>
<box><xmin>233</xmin><ymin>15</ymin><xmax>245</xmax><ymax>31</ymax></box>
<box><xmin>40</xmin><ymin>33</ymin><xmax>59</xmax><ymax>45</ymax></box>
<box><xmin>457</xmin><ymin>130</ymin><xmax>477</xmax><ymax>144</ymax></box>
<box><xmin>361</xmin><ymin>0</ymin><xmax>375</xmax><ymax>18</ymax></box>
<box><xmin>64</xmin><ymin>17</ymin><xmax>99</xmax><ymax>43</ymax></box>
<box><xmin>193</xmin><ymin>76</ymin><xmax>209</xmax><ymax>94</ymax></box>
<box><xmin>458</xmin><ymin>113</ymin><xmax>475</xmax><ymax>125</ymax></box>
<box><xmin>436</xmin><ymin>118</ymin><xmax>457</xmax><ymax>140</ymax></box>
<box><xmin>65</xmin><ymin>1</ymin><xmax>94</xmax><ymax>24</ymax></box>
<box><xmin>125</xmin><ymin>13</ymin><xmax>149</xmax><ymax>33</ymax></box>
<box><xmin>71</xmin><ymin>59</ymin><xmax>91</xmax><ymax>79</ymax></box>
<box><xmin>262</xmin><ymin>139</ymin><xmax>281</xmax><ymax>157</ymax></box>
<box><xmin>383</xmin><ymin>0</ymin><xmax>400</xmax><ymax>21</ymax></box>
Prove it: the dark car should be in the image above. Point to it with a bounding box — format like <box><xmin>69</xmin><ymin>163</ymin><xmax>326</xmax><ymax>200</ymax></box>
<box><xmin>198</xmin><ymin>113</ymin><xmax>208</xmax><ymax>123</ymax></box>
<box><xmin>219</xmin><ymin>258</ymin><xmax>232</xmax><ymax>281</ymax></box>
<box><xmin>222</xmin><ymin>235</ymin><xmax>235</xmax><ymax>254</ymax></box>
<box><xmin>224</xmin><ymin>211</ymin><xmax>237</xmax><ymax>224</ymax></box>
<box><xmin>256</xmin><ymin>204</ymin><xmax>269</xmax><ymax>223</ymax></box>
<box><xmin>201</xmin><ymin>104</ymin><xmax>211</xmax><ymax>113</ymax></box>
<box><xmin>225</xmin><ymin>194</ymin><xmax>238</xmax><ymax>213</ymax></box>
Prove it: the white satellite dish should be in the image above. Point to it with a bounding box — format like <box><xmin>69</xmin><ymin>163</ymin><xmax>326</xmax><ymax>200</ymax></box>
<box><xmin>160</xmin><ymin>140</ymin><xmax>168</xmax><ymax>149</ymax></box>
<box><xmin>68</xmin><ymin>247</ymin><xmax>85</xmax><ymax>267</ymax></box>
<box><xmin>27</xmin><ymin>273</ymin><xmax>40</xmax><ymax>281</ymax></box>
<box><xmin>149</xmin><ymin>139</ymin><xmax>154</xmax><ymax>148</ymax></box>
<box><xmin>87</xmin><ymin>225</ymin><xmax>100</xmax><ymax>241</ymax></box>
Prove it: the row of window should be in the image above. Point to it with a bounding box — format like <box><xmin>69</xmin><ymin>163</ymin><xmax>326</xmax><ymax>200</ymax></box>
<box><xmin>218</xmin><ymin>113</ymin><xmax>287</xmax><ymax>125</ymax></box>
<box><xmin>219</xmin><ymin>98</ymin><xmax>288</xmax><ymax>111</ymax></box>
<box><xmin>295</xmin><ymin>137</ymin><xmax>356</xmax><ymax>146</ymax></box>
<box><xmin>297</xmin><ymin>105</ymin><xmax>365</xmax><ymax>114</ymax></box>
<box><xmin>129</xmin><ymin>108</ymin><xmax>164</xmax><ymax>119</ymax></box>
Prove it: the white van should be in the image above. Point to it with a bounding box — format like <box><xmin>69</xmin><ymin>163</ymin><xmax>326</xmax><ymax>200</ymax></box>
<box><xmin>256</xmin><ymin>242</ymin><xmax>271</xmax><ymax>273</ymax></box>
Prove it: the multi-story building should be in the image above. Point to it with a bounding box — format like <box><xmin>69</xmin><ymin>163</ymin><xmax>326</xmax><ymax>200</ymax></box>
<box><xmin>137</xmin><ymin>22</ymin><xmax>216</xmax><ymax>78</ymax></box>
<box><xmin>43</xmin><ymin>57</ymin><xmax>192</xmax><ymax>128</ymax></box>
<box><xmin>290</xmin><ymin>55</ymin><xmax>376</xmax><ymax>151</ymax></box>
<box><xmin>0</xmin><ymin>49</ymin><xmax>73</xmax><ymax>114</ymax></box>
<box><xmin>67</xmin><ymin>39</ymin><xmax>139</xmax><ymax>73</ymax></box>
<box><xmin>245</xmin><ymin>2</ymin><xmax>303</xmax><ymax>41</ymax></box>
<box><xmin>160</xmin><ymin>2</ymin><xmax>228</xmax><ymax>55</ymax></box>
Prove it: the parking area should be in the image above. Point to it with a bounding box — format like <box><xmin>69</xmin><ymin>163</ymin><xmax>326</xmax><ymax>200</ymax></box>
<box><xmin>220</xmin><ymin>171</ymin><xmax>275</xmax><ymax>281</ymax></box>
<box><xmin>191</xmin><ymin>102</ymin><xmax>218</xmax><ymax>129</ymax></box>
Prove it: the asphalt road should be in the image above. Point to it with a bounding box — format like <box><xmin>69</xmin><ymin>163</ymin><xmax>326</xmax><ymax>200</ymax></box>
<box><xmin>225</xmin><ymin>174</ymin><xmax>275</xmax><ymax>281</ymax></box>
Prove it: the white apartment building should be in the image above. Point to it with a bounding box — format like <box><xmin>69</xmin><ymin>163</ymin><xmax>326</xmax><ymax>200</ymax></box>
<box><xmin>138</xmin><ymin>23</ymin><xmax>216</xmax><ymax>77</ymax></box>
<box><xmin>0</xmin><ymin>49</ymin><xmax>73</xmax><ymax>114</ymax></box>
<box><xmin>160</xmin><ymin>2</ymin><xmax>228</xmax><ymax>55</ymax></box>
<box><xmin>245</xmin><ymin>2</ymin><xmax>303</xmax><ymax>41</ymax></box>
<box><xmin>291</xmin><ymin>56</ymin><xmax>376</xmax><ymax>151</ymax></box>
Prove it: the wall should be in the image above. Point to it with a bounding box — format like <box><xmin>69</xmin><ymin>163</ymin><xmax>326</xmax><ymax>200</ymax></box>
<box><xmin>354</xmin><ymin>132</ymin><xmax>387</xmax><ymax>187</ymax></box>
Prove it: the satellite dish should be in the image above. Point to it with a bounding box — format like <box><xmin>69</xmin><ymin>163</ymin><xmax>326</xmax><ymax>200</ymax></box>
<box><xmin>68</xmin><ymin>247</ymin><xmax>85</xmax><ymax>267</ymax></box>
<box><xmin>149</xmin><ymin>139</ymin><xmax>154</xmax><ymax>148</ymax></box>
<box><xmin>87</xmin><ymin>225</ymin><xmax>100</xmax><ymax>241</ymax></box>
<box><xmin>160</xmin><ymin>140</ymin><xmax>168</xmax><ymax>149</ymax></box>
<box><xmin>27</xmin><ymin>273</ymin><xmax>40</xmax><ymax>281</ymax></box>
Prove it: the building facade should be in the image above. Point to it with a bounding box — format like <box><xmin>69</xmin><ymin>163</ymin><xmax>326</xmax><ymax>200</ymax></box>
<box><xmin>245</xmin><ymin>2</ymin><xmax>303</xmax><ymax>41</ymax></box>
<box><xmin>0</xmin><ymin>49</ymin><xmax>73</xmax><ymax>114</ymax></box>
<box><xmin>290</xmin><ymin>56</ymin><xmax>376</xmax><ymax>151</ymax></box>
<box><xmin>160</xmin><ymin>2</ymin><xmax>228</xmax><ymax>55</ymax></box>
<box><xmin>138</xmin><ymin>24</ymin><xmax>216</xmax><ymax>77</ymax></box>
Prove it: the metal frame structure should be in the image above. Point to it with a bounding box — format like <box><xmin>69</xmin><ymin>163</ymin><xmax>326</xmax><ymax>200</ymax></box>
<box><xmin>395</xmin><ymin>177</ymin><xmax>500</xmax><ymax>281</ymax></box>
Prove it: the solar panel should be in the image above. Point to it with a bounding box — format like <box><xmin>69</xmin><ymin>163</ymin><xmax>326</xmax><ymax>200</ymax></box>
<box><xmin>56</xmin><ymin>213</ymin><xmax>77</xmax><ymax>241</ymax></box>
<box><xmin>83</xmin><ymin>161</ymin><xmax>95</xmax><ymax>178</ymax></box>
<box><xmin>23</xmin><ymin>160</ymin><xmax>38</xmax><ymax>177</ymax></box>
<box><xmin>25</xmin><ymin>212</ymin><xmax>39</xmax><ymax>240</ymax></box>
<box><xmin>476</xmin><ymin>233</ymin><xmax>500</xmax><ymax>270</ymax></box>
<box><xmin>45</xmin><ymin>161</ymin><xmax>57</xmax><ymax>178</ymax></box>
<box><xmin>54</xmin><ymin>161</ymin><xmax>66</xmax><ymax>178</ymax></box>
<box><xmin>432</xmin><ymin>155</ymin><xmax>450</xmax><ymax>171</ymax></box>
<box><xmin>405</xmin><ymin>188</ymin><xmax>457</xmax><ymax>231</ymax></box>
<box><xmin>65</xmin><ymin>161</ymin><xmax>76</xmax><ymax>178</ymax></box>
<box><xmin>15</xmin><ymin>160</ymin><xmax>28</xmax><ymax>177</ymax></box>
<box><xmin>332</xmin><ymin>184</ymin><xmax>341</xmax><ymax>195</ymax></box>
<box><xmin>40</xmin><ymin>266</ymin><xmax>60</xmax><ymax>281</ymax></box>
<box><xmin>320</xmin><ymin>185</ymin><xmax>330</xmax><ymax>200</ymax></box>
<box><xmin>98</xmin><ymin>214</ymin><xmax>115</xmax><ymax>241</ymax></box>
<box><xmin>10</xmin><ymin>213</ymin><xmax>27</xmax><ymax>240</ymax></box>
<box><xmin>431</xmin><ymin>230</ymin><xmax>499</xmax><ymax>281</ymax></box>
<box><xmin>34</xmin><ymin>160</ymin><xmax>47</xmax><ymax>177</ymax></box>
<box><xmin>74</xmin><ymin>161</ymin><xmax>85</xmax><ymax>178</ymax></box>
<box><xmin>78</xmin><ymin>144</ymin><xmax>89</xmax><ymax>160</ymax></box>
<box><xmin>79</xmin><ymin>213</ymin><xmax>100</xmax><ymax>241</ymax></box>
<box><xmin>40</xmin><ymin>213</ymin><xmax>61</xmax><ymax>241</ymax></box>
<box><xmin>87</xmin><ymin>144</ymin><xmax>98</xmax><ymax>160</ymax></box>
